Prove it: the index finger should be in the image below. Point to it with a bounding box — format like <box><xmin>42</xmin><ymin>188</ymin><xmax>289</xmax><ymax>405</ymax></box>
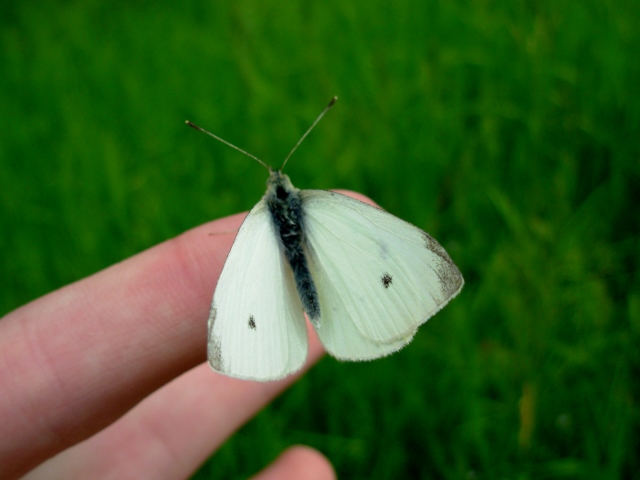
<box><xmin>0</xmin><ymin>211</ymin><xmax>244</xmax><ymax>477</ymax></box>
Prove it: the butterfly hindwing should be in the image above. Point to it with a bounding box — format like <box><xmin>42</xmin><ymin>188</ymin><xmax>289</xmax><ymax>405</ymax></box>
<box><xmin>209</xmin><ymin>200</ymin><xmax>308</xmax><ymax>381</ymax></box>
<box><xmin>300</xmin><ymin>190</ymin><xmax>464</xmax><ymax>361</ymax></box>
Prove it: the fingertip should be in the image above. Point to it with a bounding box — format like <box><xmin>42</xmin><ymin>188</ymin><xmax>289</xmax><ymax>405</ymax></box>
<box><xmin>250</xmin><ymin>445</ymin><xmax>336</xmax><ymax>480</ymax></box>
<box><xmin>332</xmin><ymin>189</ymin><xmax>378</xmax><ymax>208</ymax></box>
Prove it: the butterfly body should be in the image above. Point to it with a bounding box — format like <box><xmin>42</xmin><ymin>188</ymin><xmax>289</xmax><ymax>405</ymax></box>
<box><xmin>264</xmin><ymin>171</ymin><xmax>321</xmax><ymax>324</ymax></box>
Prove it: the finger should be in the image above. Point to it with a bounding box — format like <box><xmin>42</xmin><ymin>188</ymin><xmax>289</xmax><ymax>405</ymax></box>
<box><xmin>0</xmin><ymin>211</ymin><xmax>244</xmax><ymax>477</ymax></box>
<box><xmin>251</xmin><ymin>446</ymin><xmax>336</xmax><ymax>480</ymax></box>
<box><xmin>21</xmin><ymin>324</ymin><xmax>325</xmax><ymax>480</ymax></box>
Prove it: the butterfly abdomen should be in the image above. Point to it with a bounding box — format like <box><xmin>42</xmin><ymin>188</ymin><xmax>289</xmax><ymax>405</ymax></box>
<box><xmin>265</xmin><ymin>171</ymin><xmax>321</xmax><ymax>323</ymax></box>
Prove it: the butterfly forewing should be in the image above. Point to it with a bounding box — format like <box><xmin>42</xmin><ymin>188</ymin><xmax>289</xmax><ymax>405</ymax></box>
<box><xmin>300</xmin><ymin>190</ymin><xmax>463</xmax><ymax>361</ymax></box>
<box><xmin>209</xmin><ymin>200</ymin><xmax>308</xmax><ymax>381</ymax></box>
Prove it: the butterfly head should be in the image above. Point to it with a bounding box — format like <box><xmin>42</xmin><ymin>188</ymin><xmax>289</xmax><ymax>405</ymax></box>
<box><xmin>266</xmin><ymin>170</ymin><xmax>298</xmax><ymax>200</ymax></box>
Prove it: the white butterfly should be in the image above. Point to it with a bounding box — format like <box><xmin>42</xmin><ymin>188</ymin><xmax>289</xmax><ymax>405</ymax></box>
<box><xmin>187</xmin><ymin>97</ymin><xmax>463</xmax><ymax>381</ymax></box>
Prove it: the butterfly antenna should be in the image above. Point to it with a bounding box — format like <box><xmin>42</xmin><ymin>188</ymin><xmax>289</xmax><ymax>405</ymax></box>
<box><xmin>185</xmin><ymin>120</ymin><xmax>271</xmax><ymax>171</ymax></box>
<box><xmin>280</xmin><ymin>96</ymin><xmax>338</xmax><ymax>171</ymax></box>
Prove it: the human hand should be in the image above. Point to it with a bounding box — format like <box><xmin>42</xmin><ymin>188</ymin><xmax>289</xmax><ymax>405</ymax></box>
<box><xmin>0</xmin><ymin>211</ymin><xmax>334</xmax><ymax>480</ymax></box>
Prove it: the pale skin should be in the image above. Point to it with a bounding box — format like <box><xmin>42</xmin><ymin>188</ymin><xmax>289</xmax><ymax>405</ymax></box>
<box><xmin>0</xmin><ymin>193</ymin><xmax>370</xmax><ymax>479</ymax></box>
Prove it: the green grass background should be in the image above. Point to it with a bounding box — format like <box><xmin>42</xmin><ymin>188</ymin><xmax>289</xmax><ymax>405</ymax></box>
<box><xmin>2</xmin><ymin>0</ymin><xmax>639</xmax><ymax>478</ymax></box>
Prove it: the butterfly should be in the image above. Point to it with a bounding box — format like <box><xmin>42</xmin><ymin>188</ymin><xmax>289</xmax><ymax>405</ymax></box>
<box><xmin>187</xmin><ymin>97</ymin><xmax>463</xmax><ymax>381</ymax></box>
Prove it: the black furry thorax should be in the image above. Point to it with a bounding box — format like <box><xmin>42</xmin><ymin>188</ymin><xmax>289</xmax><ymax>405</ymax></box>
<box><xmin>264</xmin><ymin>171</ymin><xmax>321</xmax><ymax>322</ymax></box>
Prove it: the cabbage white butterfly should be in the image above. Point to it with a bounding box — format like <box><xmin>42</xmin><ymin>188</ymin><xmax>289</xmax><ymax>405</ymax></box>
<box><xmin>187</xmin><ymin>97</ymin><xmax>463</xmax><ymax>381</ymax></box>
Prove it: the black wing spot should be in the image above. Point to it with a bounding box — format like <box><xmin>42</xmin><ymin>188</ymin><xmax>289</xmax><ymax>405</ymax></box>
<box><xmin>381</xmin><ymin>272</ymin><xmax>393</xmax><ymax>289</ymax></box>
<box><xmin>248</xmin><ymin>315</ymin><xmax>256</xmax><ymax>330</ymax></box>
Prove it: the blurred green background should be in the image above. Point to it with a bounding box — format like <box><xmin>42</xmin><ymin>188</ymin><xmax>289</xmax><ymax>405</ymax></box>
<box><xmin>2</xmin><ymin>0</ymin><xmax>639</xmax><ymax>478</ymax></box>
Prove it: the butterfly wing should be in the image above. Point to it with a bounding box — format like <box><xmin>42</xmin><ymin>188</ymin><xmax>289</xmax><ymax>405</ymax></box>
<box><xmin>300</xmin><ymin>190</ymin><xmax>463</xmax><ymax>361</ymax></box>
<box><xmin>208</xmin><ymin>200</ymin><xmax>308</xmax><ymax>381</ymax></box>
